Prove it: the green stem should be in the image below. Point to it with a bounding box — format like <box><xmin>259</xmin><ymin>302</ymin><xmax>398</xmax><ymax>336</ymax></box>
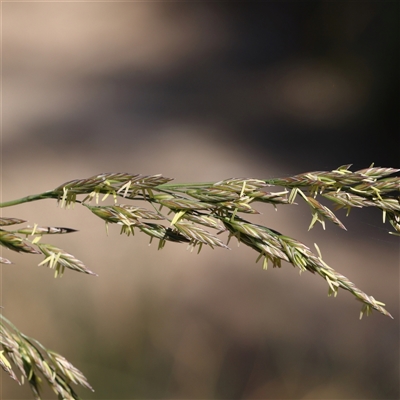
<box><xmin>157</xmin><ymin>178</ymin><xmax>280</xmax><ymax>192</ymax></box>
<box><xmin>157</xmin><ymin>182</ymin><xmax>215</xmax><ymax>191</ymax></box>
<box><xmin>0</xmin><ymin>177</ymin><xmax>285</xmax><ymax>209</ymax></box>
<box><xmin>0</xmin><ymin>191</ymin><xmax>57</xmax><ymax>208</ymax></box>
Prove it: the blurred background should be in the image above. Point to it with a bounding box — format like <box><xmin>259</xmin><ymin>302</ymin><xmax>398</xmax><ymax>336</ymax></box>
<box><xmin>1</xmin><ymin>2</ymin><xmax>399</xmax><ymax>399</ymax></box>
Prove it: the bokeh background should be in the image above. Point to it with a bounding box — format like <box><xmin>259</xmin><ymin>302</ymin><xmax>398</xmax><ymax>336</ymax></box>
<box><xmin>1</xmin><ymin>2</ymin><xmax>399</xmax><ymax>399</ymax></box>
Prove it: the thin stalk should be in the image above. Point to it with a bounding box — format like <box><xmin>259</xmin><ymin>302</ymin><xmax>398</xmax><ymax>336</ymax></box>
<box><xmin>157</xmin><ymin>178</ymin><xmax>279</xmax><ymax>191</ymax></box>
<box><xmin>0</xmin><ymin>178</ymin><xmax>282</xmax><ymax>209</ymax></box>
<box><xmin>0</xmin><ymin>191</ymin><xmax>57</xmax><ymax>208</ymax></box>
<box><xmin>156</xmin><ymin>182</ymin><xmax>215</xmax><ymax>192</ymax></box>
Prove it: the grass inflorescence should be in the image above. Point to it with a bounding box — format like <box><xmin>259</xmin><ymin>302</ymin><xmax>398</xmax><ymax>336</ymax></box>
<box><xmin>0</xmin><ymin>164</ymin><xmax>399</xmax><ymax>398</ymax></box>
<box><xmin>0</xmin><ymin>315</ymin><xmax>93</xmax><ymax>399</ymax></box>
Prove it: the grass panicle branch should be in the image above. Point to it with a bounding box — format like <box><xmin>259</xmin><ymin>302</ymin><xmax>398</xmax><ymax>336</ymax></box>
<box><xmin>1</xmin><ymin>164</ymin><xmax>398</xmax><ymax>398</ymax></box>
<box><xmin>0</xmin><ymin>222</ymin><xmax>91</xmax><ymax>278</ymax></box>
<box><xmin>37</xmin><ymin>243</ymin><xmax>97</xmax><ymax>278</ymax></box>
<box><xmin>0</xmin><ymin>315</ymin><xmax>93</xmax><ymax>399</ymax></box>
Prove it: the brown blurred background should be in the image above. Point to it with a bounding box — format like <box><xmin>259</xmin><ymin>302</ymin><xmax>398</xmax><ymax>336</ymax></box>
<box><xmin>1</xmin><ymin>2</ymin><xmax>399</xmax><ymax>399</ymax></box>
